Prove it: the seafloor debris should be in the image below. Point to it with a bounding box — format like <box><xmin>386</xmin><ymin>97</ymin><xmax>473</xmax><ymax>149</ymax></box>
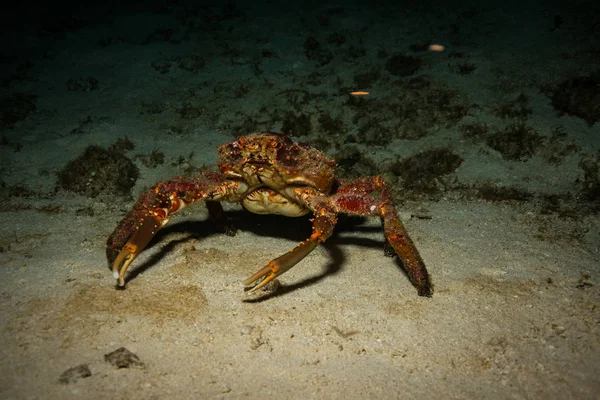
<box><xmin>58</xmin><ymin>364</ymin><xmax>92</xmax><ymax>384</ymax></box>
<box><xmin>0</xmin><ymin>93</ymin><xmax>37</xmax><ymax>128</ymax></box>
<box><xmin>550</xmin><ymin>75</ymin><xmax>600</xmax><ymax>125</ymax></box>
<box><xmin>104</xmin><ymin>347</ymin><xmax>144</xmax><ymax>369</ymax></box>
<box><xmin>57</xmin><ymin>139</ymin><xmax>138</xmax><ymax>198</ymax></box>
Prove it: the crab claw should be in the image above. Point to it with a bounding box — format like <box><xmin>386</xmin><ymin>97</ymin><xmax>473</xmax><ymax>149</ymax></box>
<box><xmin>111</xmin><ymin>213</ymin><xmax>166</xmax><ymax>286</ymax></box>
<box><xmin>243</xmin><ymin>233</ymin><xmax>321</xmax><ymax>292</ymax></box>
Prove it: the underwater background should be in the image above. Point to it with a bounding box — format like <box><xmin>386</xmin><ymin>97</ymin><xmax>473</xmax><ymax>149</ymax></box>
<box><xmin>0</xmin><ymin>1</ymin><xmax>598</xmax><ymax>398</ymax></box>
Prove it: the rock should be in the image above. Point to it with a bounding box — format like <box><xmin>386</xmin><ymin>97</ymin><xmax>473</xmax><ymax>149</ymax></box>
<box><xmin>58</xmin><ymin>364</ymin><xmax>92</xmax><ymax>384</ymax></box>
<box><xmin>104</xmin><ymin>347</ymin><xmax>144</xmax><ymax>368</ymax></box>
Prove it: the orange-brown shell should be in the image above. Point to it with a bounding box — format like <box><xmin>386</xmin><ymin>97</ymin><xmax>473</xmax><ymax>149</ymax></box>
<box><xmin>217</xmin><ymin>132</ymin><xmax>336</xmax><ymax>193</ymax></box>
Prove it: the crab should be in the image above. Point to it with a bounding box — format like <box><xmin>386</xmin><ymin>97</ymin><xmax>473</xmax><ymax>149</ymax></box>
<box><xmin>106</xmin><ymin>132</ymin><xmax>432</xmax><ymax>297</ymax></box>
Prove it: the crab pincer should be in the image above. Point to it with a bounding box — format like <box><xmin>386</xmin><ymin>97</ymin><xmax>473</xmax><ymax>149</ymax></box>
<box><xmin>111</xmin><ymin>213</ymin><xmax>167</xmax><ymax>286</ymax></box>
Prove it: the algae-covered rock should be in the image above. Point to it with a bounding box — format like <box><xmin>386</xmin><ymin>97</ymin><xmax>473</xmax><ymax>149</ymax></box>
<box><xmin>57</xmin><ymin>139</ymin><xmax>138</xmax><ymax>198</ymax></box>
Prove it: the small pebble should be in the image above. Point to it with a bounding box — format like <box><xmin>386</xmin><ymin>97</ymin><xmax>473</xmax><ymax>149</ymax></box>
<box><xmin>240</xmin><ymin>325</ymin><xmax>254</xmax><ymax>335</ymax></box>
<box><xmin>104</xmin><ymin>347</ymin><xmax>144</xmax><ymax>368</ymax></box>
<box><xmin>58</xmin><ymin>364</ymin><xmax>92</xmax><ymax>384</ymax></box>
<box><xmin>244</xmin><ymin>279</ymin><xmax>281</xmax><ymax>299</ymax></box>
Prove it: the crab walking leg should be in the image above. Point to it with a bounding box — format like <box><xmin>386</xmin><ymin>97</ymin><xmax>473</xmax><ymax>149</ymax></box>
<box><xmin>244</xmin><ymin>206</ymin><xmax>337</xmax><ymax>292</ymax></box>
<box><xmin>206</xmin><ymin>200</ymin><xmax>236</xmax><ymax>236</ymax></box>
<box><xmin>332</xmin><ymin>176</ymin><xmax>432</xmax><ymax>297</ymax></box>
<box><xmin>379</xmin><ymin>204</ymin><xmax>431</xmax><ymax>297</ymax></box>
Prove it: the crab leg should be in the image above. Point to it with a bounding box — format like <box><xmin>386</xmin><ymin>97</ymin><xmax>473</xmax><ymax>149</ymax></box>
<box><xmin>206</xmin><ymin>200</ymin><xmax>236</xmax><ymax>236</ymax></box>
<box><xmin>332</xmin><ymin>177</ymin><xmax>432</xmax><ymax>297</ymax></box>
<box><xmin>106</xmin><ymin>172</ymin><xmax>233</xmax><ymax>286</ymax></box>
<box><xmin>379</xmin><ymin>203</ymin><xmax>431</xmax><ymax>297</ymax></box>
<box><xmin>111</xmin><ymin>212</ymin><xmax>170</xmax><ymax>286</ymax></box>
<box><xmin>243</xmin><ymin>205</ymin><xmax>337</xmax><ymax>292</ymax></box>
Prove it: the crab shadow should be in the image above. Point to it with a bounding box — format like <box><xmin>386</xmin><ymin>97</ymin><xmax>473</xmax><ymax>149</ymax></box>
<box><xmin>118</xmin><ymin>209</ymin><xmax>412</xmax><ymax>298</ymax></box>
